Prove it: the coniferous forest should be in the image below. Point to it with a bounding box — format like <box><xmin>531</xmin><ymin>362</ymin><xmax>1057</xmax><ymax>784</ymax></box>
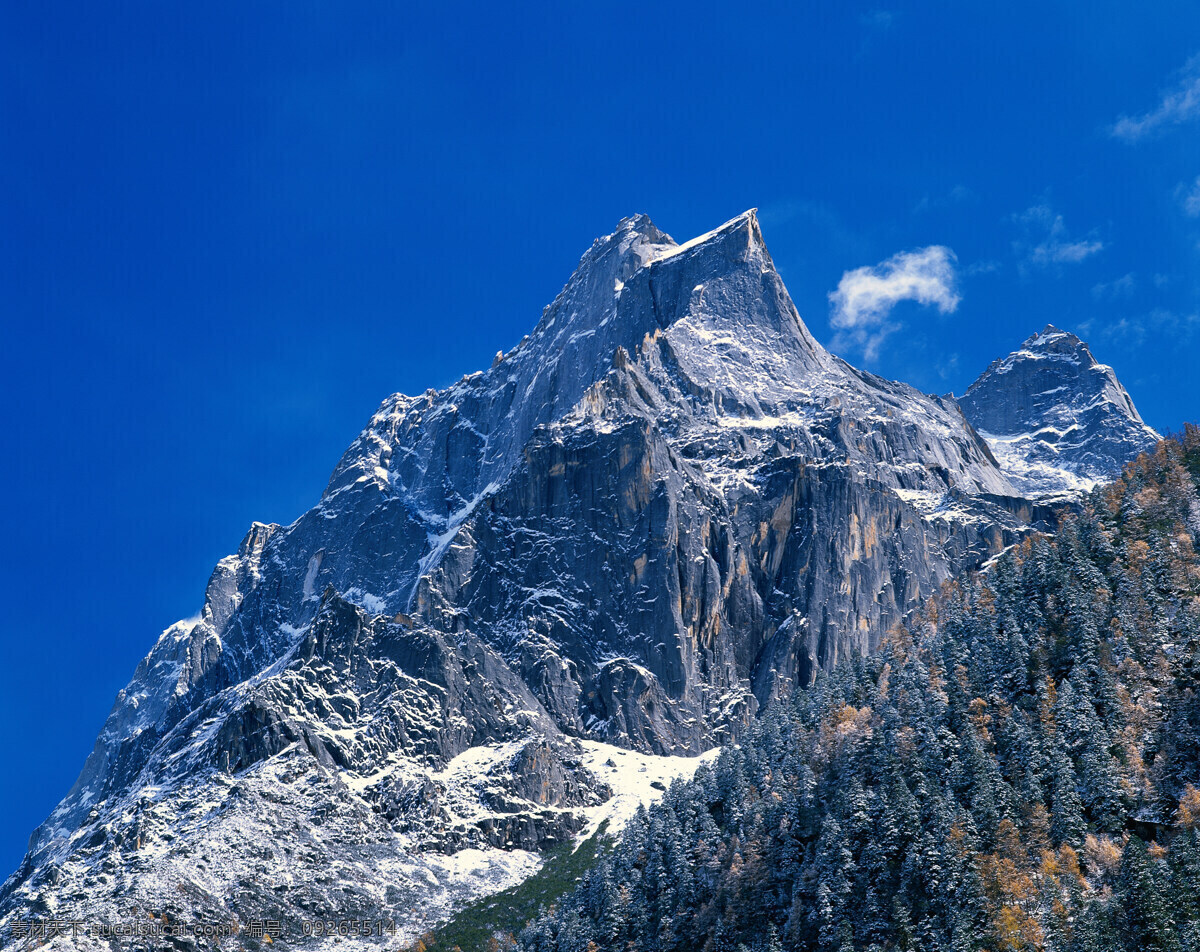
<box><xmin>513</xmin><ymin>427</ymin><xmax>1200</xmax><ymax>952</ymax></box>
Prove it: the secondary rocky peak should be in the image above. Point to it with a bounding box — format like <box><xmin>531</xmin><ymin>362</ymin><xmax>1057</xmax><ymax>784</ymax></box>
<box><xmin>959</xmin><ymin>325</ymin><xmax>1159</xmax><ymax>496</ymax></box>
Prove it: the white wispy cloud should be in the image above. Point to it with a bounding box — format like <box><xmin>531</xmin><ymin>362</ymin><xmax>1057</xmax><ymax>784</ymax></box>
<box><xmin>1012</xmin><ymin>203</ymin><xmax>1104</xmax><ymax>271</ymax></box>
<box><xmin>859</xmin><ymin>9</ymin><xmax>894</xmax><ymax>30</ymax></box>
<box><xmin>1111</xmin><ymin>53</ymin><xmax>1200</xmax><ymax>142</ymax></box>
<box><xmin>1180</xmin><ymin>175</ymin><xmax>1200</xmax><ymax>217</ymax></box>
<box><xmin>856</xmin><ymin>9</ymin><xmax>896</xmax><ymax>59</ymax></box>
<box><xmin>829</xmin><ymin>246</ymin><xmax>959</xmax><ymax>361</ymax></box>
<box><xmin>913</xmin><ymin>184</ymin><xmax>975</xmax><ymax>215</ymax></box>
<box><xmin>1091</xmin><ymin>273</ymin><xmax>1136</xmax><ymax>301</ymax></box>
<box><xmin>1084</xmin><ymin>308</ymin><xmax>1200</xmax><ymax>347</ymax></box>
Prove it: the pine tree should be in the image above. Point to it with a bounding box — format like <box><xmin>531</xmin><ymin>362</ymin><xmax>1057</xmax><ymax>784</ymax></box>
<box><xmin>1115</xmin><ymin>836</ymin><xmax>1178</xmax><ymax>952</ymax></box>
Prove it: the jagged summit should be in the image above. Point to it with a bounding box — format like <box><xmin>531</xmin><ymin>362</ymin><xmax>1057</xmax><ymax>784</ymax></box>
<box><xmin>1024</xmin><ymin>324</ymin><xmax>1101</xmax><ymax>365</ymax></box>
<box><xmin>645</xmin><ymin>208</ymin><xmax>758</xmax><ymax>260</ymax></box>
<box><xmin>323</xmin><ymin>209</ymin><xmax>832</xmax><ymax>516</ymax></box>
<box><xmin>958</xmin><ymin>324</ymin><xmax>1159</xmax><ymax>496</ymax></box>
<box><xmin>515</xmin><ymin>208</ymin><xmax>806</xmax><ymax>383</ymax></box>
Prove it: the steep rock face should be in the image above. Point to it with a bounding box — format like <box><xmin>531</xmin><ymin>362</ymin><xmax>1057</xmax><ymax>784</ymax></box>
<box><xmin>958</xmin><ymin>324</ymin><xmax>1160</xmax><ymax>495</ymax></box>
<box><xmin>2</xmin><ymin>211</ymin><xmax>1061</xmax><ymax>947</ymax></box>
<box><xmin>414</xmin><ymin>213</ymin><xmax>1035</xmax><ymax>753</ymax></box>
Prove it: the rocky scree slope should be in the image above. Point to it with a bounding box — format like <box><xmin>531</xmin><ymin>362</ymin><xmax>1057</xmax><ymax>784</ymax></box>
<box><xmin>0</xmin><ymin>212</ymin><xmax>1126</xmax><ymax>948</ymax></box>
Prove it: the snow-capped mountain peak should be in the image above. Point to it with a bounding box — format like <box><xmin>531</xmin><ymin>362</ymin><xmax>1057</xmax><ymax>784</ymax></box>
<box><xmin>958</xmin><ymin>324</ymin><xmax>1159</xmax><ymax>496</ymax></box>
<box><xmin>3</xmin><ymin>213</ymin><xmax>1134</xmax><ymax>948</ymax></box>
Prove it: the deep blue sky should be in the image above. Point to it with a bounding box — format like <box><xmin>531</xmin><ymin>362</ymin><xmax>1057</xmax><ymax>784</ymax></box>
<box><xmin>2</xmin><ymin>2</ymin><xmax>1199</xmax><ymax>875</ymax></box>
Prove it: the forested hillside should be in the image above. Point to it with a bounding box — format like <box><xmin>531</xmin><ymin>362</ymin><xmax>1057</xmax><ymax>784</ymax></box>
<box><xmin>516</xmin><ymin>428</ymin><xmax>1200</xmax><ymax>952</ymax></box>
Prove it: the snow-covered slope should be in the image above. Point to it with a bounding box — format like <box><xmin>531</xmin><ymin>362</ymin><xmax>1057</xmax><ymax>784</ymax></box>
<box><xmin>2</xmin><ymin>212</ymin><xmax>1074</xmax><ymax>949</ymax></box>
<box><xmin>958</xmin><ymin>325</ymin><xmax>1159</xmax><ymax>496</ymax></box>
